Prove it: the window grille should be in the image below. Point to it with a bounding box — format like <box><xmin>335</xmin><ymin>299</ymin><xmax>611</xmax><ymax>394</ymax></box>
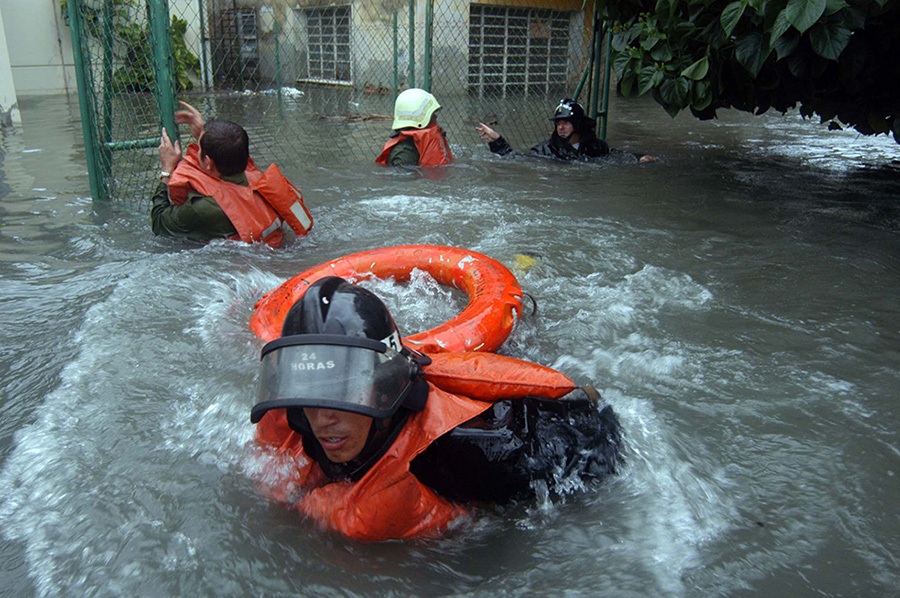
<box><xmin>468</xmin><ymin>4</ymin><xmax>571</xmax><ymax>98</ymax></box>
<box><xmin>301</xmin><ymin>5</ymin><xmax>352</xmax><ymax>84</ymax></box>
<box><xmin>214</xmin><ymin>8</ymin><xmax>259</xmax><ymax>86</ymax></box>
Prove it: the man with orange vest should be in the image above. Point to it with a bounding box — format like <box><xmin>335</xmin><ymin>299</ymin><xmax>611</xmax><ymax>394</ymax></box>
<box><xmin>152</xmin><ymin>101</ymin><xmax>312</xmax><ymax>247</ymax></box>
<box><xmin>376</xmin><ymin>88</ymin><xmax>454</xmax><ymax>166</ymax></box>
<box><xmin>250</xmin><ymin>277</ymin><xmax>622</xmax><ymax>542</ymax></box>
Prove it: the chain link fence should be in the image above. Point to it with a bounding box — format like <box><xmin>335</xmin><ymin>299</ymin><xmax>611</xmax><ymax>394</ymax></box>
<box><xmin>68</xmin><ymin>0</ymin><xmax>608</xmax><ymax>209</ymax></box>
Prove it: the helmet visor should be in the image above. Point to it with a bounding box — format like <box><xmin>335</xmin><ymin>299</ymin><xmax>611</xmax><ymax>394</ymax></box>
<box><xmin>251</xmin><ymin>335</ymin><xmax>414</xmax><ymax>423</ymax></box>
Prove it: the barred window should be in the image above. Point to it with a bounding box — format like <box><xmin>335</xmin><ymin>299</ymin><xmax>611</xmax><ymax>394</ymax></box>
<box><xmin>213</xmin><ymin>8</ymin><xmax>259</xmax><ymax>86</ymax></box>
<box><xmin>468</xmin><ymin>4</ymin><xmax>571</xmax><ymax>98</ymax></box>
<box><xmin>302</xmin><ymin>5</ymin><xmax>352</xmax><ymax>83</ymax></box>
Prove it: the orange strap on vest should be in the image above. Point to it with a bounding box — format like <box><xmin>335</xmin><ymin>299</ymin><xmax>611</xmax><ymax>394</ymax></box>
<box><xmin>166</xmin><ymin>144</ymin><xmax>314</xmax><ymax>244</ymax></box>
<box><xmin>376</xmin><ymin>125</ymin><xmax>454</xmax><ymax>166</ymax></box>
<box><xmin>251</xmin><ymin>163</ymin><xmax>313</xmax><ymax>236</ymax></box>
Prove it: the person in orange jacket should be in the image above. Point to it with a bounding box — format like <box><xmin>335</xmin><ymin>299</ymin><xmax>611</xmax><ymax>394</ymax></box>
<box><xmin>250</xmin><ymin>276</ymin><xmax>622</xmax><ymax>542</ymax></box>
<box><xmin>152</xmin><ymin>101</ymin><xmax>312</xmax><ymax>247</ymax></box>
<box><xmin>375</xmin><ymin>88</ymin><xmax>454</xmax><ymax>166</ymax></box>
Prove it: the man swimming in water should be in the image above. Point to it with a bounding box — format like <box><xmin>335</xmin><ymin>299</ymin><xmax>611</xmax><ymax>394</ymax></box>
<box><xmin>250</xmin><ymin>276</ymin><xmax>622</xmax><ymax>541</ymax></box>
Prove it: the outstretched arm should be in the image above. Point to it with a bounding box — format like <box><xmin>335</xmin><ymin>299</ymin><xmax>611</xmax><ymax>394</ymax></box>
<box><xmin>475</xmin><ymin>122</ymin><xmax>500</xmax><ymax>143</ymax></box>
<box><xmin>475</xmin><ymin>122</ymin><xmax>515</xmax><ymax>156</ymax></box>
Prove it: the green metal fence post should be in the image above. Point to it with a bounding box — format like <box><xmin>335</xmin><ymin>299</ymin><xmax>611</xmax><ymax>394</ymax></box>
<box><xmin>600</xmin><ymin>27</ymin><xmax>612</xmax><ymax>140</ymax></box>
<box><xmin>423</xmin><ymin>0</ymin><xmax>433</xmax><ymax>91</ymax></box>
<box><xmin>393</xmin><ymin>11</ymin><xmax>399</xmax><ymax>98</ymax></box>
<box><xmin>408</xmin><ymin>0</ymin><xmax>416</xmax><ymax>88</ymax></box>
<box><xmin>589</xmin><ymin>15</ymin><xmax>603</xmax><ymax>128</ymax></box>
<box><xmin>67</xmin><ymin>0</ymin><xmax>106</xmax><ymax>201</ymax></box>
<box><xmin>100</xmin><ymin>0</ymin><xmax>114</xmax><ymax>184</ymax></box>
<box><xmin>148</xmin><ymin>0</ymin><xmax>178</xmax><ymax>143</ymax></box>
<box><xmin>198</xmin><ymin>0</ymin><xmax>210</xmax><ymax>90</ymax></box>
<box><xmin>274</xmin><ymin>10</ymin><xmax>282</xmax><ymax>96</ymax></box>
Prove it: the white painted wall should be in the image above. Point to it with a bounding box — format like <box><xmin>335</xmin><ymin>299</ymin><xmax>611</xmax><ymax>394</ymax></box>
<box><xmin>0</xmin><ymin>6</ymin><xmax>22</xmax><ymax>123</ymax></box>
<box><xmin>1</xmin><ymin>0</ymin><xmax>75</xmax><ymax>94</ymax></box>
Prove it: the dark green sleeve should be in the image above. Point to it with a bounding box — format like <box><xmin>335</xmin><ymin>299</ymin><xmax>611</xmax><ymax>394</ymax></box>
<box><xmin>387</xmin><ymin>138</ymin><xmax>421</xmax><ymax>166</ymax></box>
<box><xmin>150</xmin><ymin>182</ymin><xmax>237</xmax><ymax>243</ymax></box>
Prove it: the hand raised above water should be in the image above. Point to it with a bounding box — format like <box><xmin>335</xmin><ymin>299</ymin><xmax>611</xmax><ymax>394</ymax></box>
<box><xmin>158</xmin><ymin>128</ymin><xmax>182</xmax><ymax>174</ymax></box>
<box><xmin>175</xmin><ymin>100</ymin><xmax>205</xmax><ymax>140</ymax></box>
<box><xmin>475</xmin><ymin>122</ymin><xmax>500</xmax><ymax>143</ymax></box>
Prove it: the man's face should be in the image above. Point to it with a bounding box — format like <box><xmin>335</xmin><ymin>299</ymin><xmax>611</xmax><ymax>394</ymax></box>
<box><xmin>303</xmin><ymin>407</ymin><xmax>373</xmax><ymax>463</ymax></box>
<box><xmin>555</xmin><ymin>119</ymin><xmax>575</xmax><ymax>140</ymax></box>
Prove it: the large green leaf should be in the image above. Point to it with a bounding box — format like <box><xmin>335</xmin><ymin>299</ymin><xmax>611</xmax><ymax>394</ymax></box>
<box><xmin>839</xmin><ymin>5</ymin><xmax>867</xmax><ymax>30</ymax></box>
<box><xmin>658</xmin><ymin>76</ymin><xmax>691</xmax><ymax>116</ymax></box>
<box><xmin>735</xmin><ymin>30</ymin><xmax>771</xmax><ymax>77</ymax></box>
<box><xmin>824</xmin><ymin>0</ymin><xmax>849</xmax><ymax>15</ymax></box>
<box><xmin>641</xmin><ymin>34</ymin><xmax>661</xmax><ymax>51</ymax></box>
<box><xmin>773</xmin><ymin>28</ymin><xmax>800</xmax><ymax>61</ymax></box>
<box><xmin>638</xmin><ymin>66</ymin><xmax>663</xmax><ymax>95</ymax></box>
<box><xmin>651</xmin><ymin>43</ymin><xmax>673</xmax><ymax>61</ymax></box>
<box><xmin>721</xmin><ymin>1</ymin><xmax>746</xmax><ymax>37</ymax></box>
<box><xmin>691</xmin><ymin>79</ymin><xmax>713</xmax><ymax>111</ymax></box>
<box><xmin>681</xmin><ymin>56</ymin><xmax>710</xmax><ymax>80</ymax></box>
<box><xmin>769</xmin><ymin>9</ymin><xmax>793</xmax><ymax>50</ymax></box>
<box><xmin>785</xmin><ymin>0</ymin><xmax>826</xmax><ymax>34</ymax></box>
<box><xmin>613</xmin><ymin>49</ymin><xmax>632</xmax><ymax>78</ymax></box>
<box><xmin>809</xmin><ymin>19</ymin><xmax>852</xmax><ymax>61</ymax></box>
<box><xmin>611</xmin><ymin>32</ymin><xmax>632</xmax><ymax>52</ymax></box>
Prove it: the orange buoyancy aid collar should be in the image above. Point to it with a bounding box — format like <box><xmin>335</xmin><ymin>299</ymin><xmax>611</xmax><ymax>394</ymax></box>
<box><xmin>255</xmin><ymin>385</ymin><xmax>490</xmax><ymax>541</ymax></box>
<box><xmin>167</xmin><ymin>144</ymin><xmax>287</xmax><ymax>247</ymax></box>
<box><xmin>376</xmin><ymin>125</ymin><xmax>454</xmax><ymax>166</ymax></box>
<box><xmin>252</xmin><ymin>351</ymin><xmax>579</xmax><ymax>541</ymax></box>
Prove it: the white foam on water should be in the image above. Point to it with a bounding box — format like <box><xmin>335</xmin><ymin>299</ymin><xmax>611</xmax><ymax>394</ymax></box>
<box><xmin>0</xmin><ymin>250</ymin><xmax>281</xmax><ymax>595</ymax></box>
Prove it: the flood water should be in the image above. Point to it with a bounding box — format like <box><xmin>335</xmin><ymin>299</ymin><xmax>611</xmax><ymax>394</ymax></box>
<box><xmin>1</xmin><ymin>92</ymin><xmax>898</xmax><ymax>597</ymax></box>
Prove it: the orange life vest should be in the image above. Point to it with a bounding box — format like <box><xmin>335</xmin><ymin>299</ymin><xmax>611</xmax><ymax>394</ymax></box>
<box><xmin>167</xmin><ymin>144</ymin><xmax>313</xmax><ymax>246</ymax></box>
<box><xmin>375</xmin><ymin>125</ymin><xmax>454</xmax><ymax>166</ymax></box>
<box><xmin>252</xmin><ymin>351</ymin><xmax>577</xmax><ymax>541</ymax></box>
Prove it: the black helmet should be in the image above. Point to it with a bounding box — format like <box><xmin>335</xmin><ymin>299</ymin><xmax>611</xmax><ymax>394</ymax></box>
<box><xmin>250</xmin><ymin>277</ymin><xmax>428</xmax><ymax>424</ymax></box>
<box><xmin>551</xmin><ymin>98</ymin><xmax>585</xmax><ymax>122</ymax></box>
<box><xmin>282</xmin><ymin>275</ymin><xmax>400</xmax><ymax>342</ymax></box>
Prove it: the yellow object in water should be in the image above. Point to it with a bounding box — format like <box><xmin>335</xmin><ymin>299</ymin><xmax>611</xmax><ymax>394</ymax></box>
<box><xmin>513</xmin><ymin>253</ymin><xmax>539</xmax><ymax>276</ymax></box>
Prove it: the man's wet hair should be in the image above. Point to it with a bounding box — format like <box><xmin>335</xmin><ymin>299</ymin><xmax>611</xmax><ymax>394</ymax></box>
<box><xmin>200</xmin><ymin>119</ymin><xmax>250</xmax><ymax>176</ymax></box>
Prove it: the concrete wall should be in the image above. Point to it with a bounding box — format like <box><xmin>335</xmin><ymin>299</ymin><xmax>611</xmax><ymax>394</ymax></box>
<box><xmin>0</xmin><ymin>7</ymin><xmax>21</xmax><ymax>124</ymax></box>
<box><xmin>1</xmin><ymin>0</ymin><xmax>75</xmax><ymax>94</ymax></box>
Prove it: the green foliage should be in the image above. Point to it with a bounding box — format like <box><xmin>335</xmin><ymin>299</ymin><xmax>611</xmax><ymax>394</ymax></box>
<box><xmin>170</xmin><ymin>17</ymin><xmax>201</xmax><ymax>92</ymax></box>
<box><xmin>62</xmin><ymin>0</ymin><xmax>136</xmax><ymax>38</ymax></box>
<box><xmin>64</xmin><ymin>0</ymin><xmax>199</xmax><ymax>93</ymax></box>
<box><xmin>604</xmin><ymin>0</ymin><xmax>900</xmax><ymax>143</ymax></box>
<box><xmin>111</xmin><ymin>16</ymin><xmax>200</xmax><ymax>93</ymax></box>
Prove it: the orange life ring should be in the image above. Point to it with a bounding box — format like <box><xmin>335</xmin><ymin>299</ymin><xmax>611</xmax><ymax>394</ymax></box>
<box><xmin>250</xmin><ymin>244</ymin><xmax>523</xmax><ymax>353</ymax></box>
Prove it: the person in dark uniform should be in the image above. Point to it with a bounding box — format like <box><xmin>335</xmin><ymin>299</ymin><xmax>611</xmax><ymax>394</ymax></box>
<box><xmin>477</xmin><ymin>98</ymin><xmax>654</xmax><ymax>163</ymax></box>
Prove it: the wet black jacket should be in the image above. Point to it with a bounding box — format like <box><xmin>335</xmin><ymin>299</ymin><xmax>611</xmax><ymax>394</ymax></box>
<box><xmin>488</xmin><ymin>118</ymin><xmax>610</xmax><ymax>161</ymax></box>
<box><xmin>410</xmin><ymin>391</ymin><xmax>622</xmax><ymax>503</ymax></box>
